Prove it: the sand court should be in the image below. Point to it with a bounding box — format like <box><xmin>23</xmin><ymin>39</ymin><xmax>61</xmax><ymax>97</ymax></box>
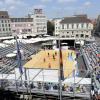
<box><xmin>24</xmin><ymin>50</ymin><xmax>76</xmax><ymax>77</ymax></box>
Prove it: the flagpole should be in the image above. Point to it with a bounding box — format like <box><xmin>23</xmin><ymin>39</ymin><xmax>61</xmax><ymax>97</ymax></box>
<box><xmin>58</xmin><ymin>37</ymin><xmax>64</xmax><ymax>100</ymax></box>
<box><xmin>58</xmin><ymin>38</ymin><xmax>62</xmax><ymax>100</ymax></box>
<box><xmin>15</xmin><ymin>35</ymin><xmax>24</xmax><ymax>99</ymax></box>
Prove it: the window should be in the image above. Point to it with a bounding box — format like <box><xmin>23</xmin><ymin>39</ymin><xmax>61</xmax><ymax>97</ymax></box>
<box><xmin>67</xmin><ymin>24</ymin><xmax>69</xmax><ymax>29</ymax></box>
<box><xmin>86</xmin><ymin>23</ymin><xmax>88</xmax><ymax>28</ymax></box>
<box><xmin>2</xmin><ymin>24</ymin><xmax>4</xmax><ymax>27</ymax></box>
<box><xmin>67</xmin><ymin>32</ymin><xmax>69</xmax><ymax>34</ymax></box>
<box><xmin>76</xmin><ymin>34</ymin><xmax>79</xmax><ymax>37</ymax></box>
<box><xmin>62</xmin><ymin>24</ymin><xmax>64</xmax><ymax>29</ymax></box>
<box><xmin>62</xmin><ymin>35</ymin><xmax>65</xmax><ymax>38</ymax></box>
<box><xmin>5</xmin><ymin>24</ymin><xmax>7</xmax><ymax>27</ymax></box>
<box><xmin>81</xmin><ymin>23</ymin><xmax>84</xmax><ymax>28</ymax></box>
<box><xmin>2</xmin><ymin>16</ymin><xmax>4</xmax><ymax>18</ymax></box>
<box><xmin>28</xmin><ymin>29</ymin><xmax>31</xmax><ymax>32</ymax></box>
<box><xmin>8</xmin><ymin>24</ymin><xmax>10</xmax><ymax>27</ymax></box>
<box><xmin>3</xmin><ymin>28</ymin><xmax>5</xmax><ymax>31</ymax></box>
<box><xmin>81</xmin><ymin>34</ymin><xmax>84</xmax><ymax>37</ymax></box>
<box><xmin>72</xmin><ymin>24</ymin><xmax>74</xmax><ymax>29</ymax></box>
<box><xmin>85</xmin><ymin>35</ymin><xmax>89</xmax><ymax>38</ymax></box>
<box><xmin>31</xmin><ymin>24</ymin><xmax>33</xmax><ymax>26</ymax></box>
<box><xmin>77</xmin><ymin>24</ymin><xmax>79</xmax><ymax>28</ymax></box>
<box><xmin>6</xmin><ymin>28</ymin><xmax>8</xmax><ymax>31</ymax></box>
<box><xmin>1</xmin><ymin>20</ymin><xmax>3</xmax><ymax>23</ymax></box>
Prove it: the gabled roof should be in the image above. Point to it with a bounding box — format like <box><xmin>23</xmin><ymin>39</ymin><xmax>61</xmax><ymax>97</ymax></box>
<box><xmin>60</xmin><ymin>16</ymin><xmax>91</xmax><ymax>24</ymax></box>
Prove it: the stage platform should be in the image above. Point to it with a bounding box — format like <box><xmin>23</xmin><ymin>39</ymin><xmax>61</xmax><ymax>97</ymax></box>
<box><xmin>24</xmin><ymin>50</ymin><xmax>76</xmax><ymax>77</ymax></box>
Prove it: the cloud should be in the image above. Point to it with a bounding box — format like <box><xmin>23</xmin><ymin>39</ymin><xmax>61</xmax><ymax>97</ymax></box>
<box><xmin>84</xmin><ymin>1</ymin><xmax>92</xmax><ymax>7</ymax></box>
<box><xmin>0</xmin><ymin>1</ymin><xmax>3</xmax><ymax>5</ymax></box>
<box><xmin>33</xmin><ymin>4</ymin><xmax>45</xmax><ymax>9</ymax></box>
<box><xmin>41</xmin><ymin>0</ymin><xmax>52</xmax><ymax>3</ymax></box>
<box><xmin>58</xmin><ymin>0</ymin><xmax>77</xmax><ymax>3</ymax></box>
<box><xmin>9</xmin><ymin>5</ymin><xmax>16</xmax><ymax>10</ymax></box>
<box><xmin>4</xmin><ymin>0</ymin><xmax>21</xmax><ymax>5</ymax></box>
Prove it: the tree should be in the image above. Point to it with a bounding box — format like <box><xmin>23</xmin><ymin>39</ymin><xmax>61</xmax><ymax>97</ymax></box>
<box><xmin>47</xmin><ymin>21</ymin><xmax>54</xmax><ymax>36</ymax></box>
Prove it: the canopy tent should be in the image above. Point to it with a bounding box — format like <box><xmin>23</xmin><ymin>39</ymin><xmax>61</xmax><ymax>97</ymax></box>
<box><xmin>63</xmin><ymin>77</ymin><xmax>91</xmax><ymax>85</ymax></box>
<box><xmin>0</xmin><ymin>43</ymin><xmax>8</xmax><ymax>48</ymax></box>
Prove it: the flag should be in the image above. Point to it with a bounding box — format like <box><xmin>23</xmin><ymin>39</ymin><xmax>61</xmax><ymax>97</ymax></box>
<box><xmin>15</xmin><ymin>36</ymin><xmax>23</xmax><ymax>74</ymax></box>
<box><xmin>59</xmin><ymin>41</ymin><xmax>64</xmax><ymax>80</ymax></box>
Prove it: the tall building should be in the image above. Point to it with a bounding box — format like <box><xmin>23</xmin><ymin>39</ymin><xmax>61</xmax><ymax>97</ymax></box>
<box><xmin>30</xmin><ymin>9</ymin><xmax>47</xmax><ymax>35</ymax></box>
<box><xmin>0</xmin><ymin>11</ymin><xmax>12</xmax><ymax>37</ymax></box>
<box><xmin>11</xmin><ymin>18</ymin><xmax>34</xmax><ymax>36</ymax></box>
<box><xmin>54</xmin><ymin>15</ymin><xmax>93</xmax><ymax>40</ymax></box>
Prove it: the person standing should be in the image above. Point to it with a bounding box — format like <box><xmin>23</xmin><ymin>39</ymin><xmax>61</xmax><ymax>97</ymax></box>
<box><xmin>55</xmin><ymin>51</ymin><xmax>57</xmax><ymax>56</ymax></box>
<box><xmin>48</xmin><ymin>63</ymin><xmax>51</xmax><ymax>68</ymax></box>
<box><xmin>53</xmin><ymin>54</ymin><xmax>55</xmax><ymax>60</ymax></box>
<box><xmin>43</xmin><ymin>58</ymin><xmax>46</xmax><ymax>62</ymax></box>
<box><xmin>48</xmin><ymin>52</ymin><xmax>50</xmax><ymax>57</ymax></box>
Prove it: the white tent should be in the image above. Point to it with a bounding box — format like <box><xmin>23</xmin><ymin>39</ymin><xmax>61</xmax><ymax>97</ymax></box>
<box><xmin>63</xmin><ymin>77</ymin><xmax>91</xmax><ymax>85</ymax></box>
<box><xmin>6</xmin><ymin>53</ymin><xmax>16</xmax><ymax>58</ymax></box>
<box><xmin>0</xmin><ymin>43</ymin><xmax>8</xmax><ymax>48</ymax></box>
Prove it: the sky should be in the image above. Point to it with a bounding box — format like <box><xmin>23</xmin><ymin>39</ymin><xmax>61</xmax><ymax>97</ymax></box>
<box><xmin>0</xmin><ymin>0</ymin><xmax>99</xmax><ymax>19</ymax></box>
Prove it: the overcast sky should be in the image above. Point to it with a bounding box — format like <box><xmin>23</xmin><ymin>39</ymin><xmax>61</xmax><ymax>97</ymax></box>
<box><xmin>0</xmin><ymin>0</ymin><xmax>99</xmax><ymax>19</ymax></box>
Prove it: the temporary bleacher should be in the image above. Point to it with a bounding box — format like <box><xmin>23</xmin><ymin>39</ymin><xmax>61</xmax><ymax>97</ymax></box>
<box><xmin>0</xmin><ymin>42</ymin><xmax>40</xmax><ymax>74</ymax></box>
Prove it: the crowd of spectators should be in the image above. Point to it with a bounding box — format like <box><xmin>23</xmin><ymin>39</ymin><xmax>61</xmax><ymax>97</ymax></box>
<box><xmin>3</xmin><ymin>80</ymin><xmax>90</xmax><ymax>96</ymax></box>
<box><xmin>0</xmin><ymin>42</ymin><xmax>40</xmax><ymax>74</ymax></box>
<box><xmin>81</xmin><ymin>42</ymin><xmax>100</xmax><ymax>99</ymax></box>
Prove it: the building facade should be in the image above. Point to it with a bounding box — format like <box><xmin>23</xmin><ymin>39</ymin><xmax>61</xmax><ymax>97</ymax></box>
<box><xmin>0</xmin><ymin>11</ymin><xmax>12</xmax><ymax>37</ymax></box>
<box><xmin>11</xmin><ymin>18</ymin><xmax>34</xmax><ymax>36</ymax></box>
<box><xmin>0</xmin><ymin>9</ymin><xmax>47</xmax><ymax>37</ymax></box>
<box><xmin>30</xmin><ymin>9</ymin><xmax>47</xmax><ymax>35</ymax></box>
<box><xmin>54</xmin><ymin>15</ymin><xmax>93</xmax><ymax>40</ymax></box>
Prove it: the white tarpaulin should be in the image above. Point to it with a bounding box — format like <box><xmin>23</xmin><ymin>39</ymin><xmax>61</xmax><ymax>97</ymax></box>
<box><xmin>0</xmin><ymin>68</ymin><xmax>91</xmax><ymax>84</ymax></box>
<box><xmin>63</xmin><ymin>77</ymin><xmax>91</xmax><ymax>85</ymax></box>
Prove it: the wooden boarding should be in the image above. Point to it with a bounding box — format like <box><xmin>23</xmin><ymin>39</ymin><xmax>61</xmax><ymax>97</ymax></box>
<box><xmin>24</xmin><ymin>50</ymin><xmax>76</xmax><ymax>77</ymax></box>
